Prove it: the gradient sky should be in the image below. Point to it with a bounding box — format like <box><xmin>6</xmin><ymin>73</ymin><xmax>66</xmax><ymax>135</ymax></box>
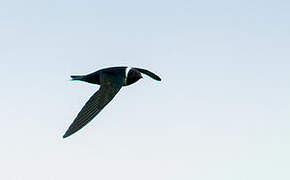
<box><xmin>1</xmin><ymin>0</ymin><xmax>290</xmax><ymax>179</ymax></box>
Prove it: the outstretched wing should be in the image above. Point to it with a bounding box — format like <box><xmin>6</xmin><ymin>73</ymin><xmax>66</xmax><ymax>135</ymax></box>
<box><xmin>133</xmin><ymin>67</ymin><xmax>161</xmax><ymax>81</ymax></box>
<box><xmin>63</xmin><ymin>72</ymin><xmax>124</xmax><ymax>138</ymax></box>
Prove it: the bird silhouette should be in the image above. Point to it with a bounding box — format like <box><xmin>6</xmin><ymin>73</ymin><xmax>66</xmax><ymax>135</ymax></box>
<box><xmin>63</xmin><ymin>66</ymin><xmax>161</xmax><ymax>138</ymax></box>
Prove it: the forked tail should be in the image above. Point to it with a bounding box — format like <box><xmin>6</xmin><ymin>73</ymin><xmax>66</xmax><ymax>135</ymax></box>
<box><xmin>70</xmin><ymin>75</ymin><xmax>84</xmax><ymax>81</ymax></box>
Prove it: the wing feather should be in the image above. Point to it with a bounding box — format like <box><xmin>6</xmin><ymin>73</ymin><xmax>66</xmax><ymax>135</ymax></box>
<box><xmin>133</xmin><ymin>68</ymin><xmax>161</xmax><ymax>81</ymax></box>
<box><xmin>63</xmin><ymin>72</ymin><xmax>124</xmax><ymax>138</ymax></box>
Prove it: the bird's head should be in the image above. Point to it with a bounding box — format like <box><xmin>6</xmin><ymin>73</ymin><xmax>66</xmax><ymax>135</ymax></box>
<box><xmin>125</xmin><ymin>68</ymin><xmax>143</xmax><ymax>86</ymax></box>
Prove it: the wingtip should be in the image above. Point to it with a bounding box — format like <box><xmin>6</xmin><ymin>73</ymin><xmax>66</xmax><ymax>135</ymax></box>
<box><xmin>152</xmin><ymin>75</ymin><xmax>161</xmax><ymax>81</ymax></box>
<box><xmin>62</xmin><ymin>132</ymin><xmax>71</xmax><ymax>139</ymax></box>
<box><xmin>133</xmin><ymin>67</ymin><xmax>162</xmax><ymax>82</ymax></box>
<box><xmin>62</xmin><ymin>134</ymin><xmax>68</xmax><ymax>139</ymax></box>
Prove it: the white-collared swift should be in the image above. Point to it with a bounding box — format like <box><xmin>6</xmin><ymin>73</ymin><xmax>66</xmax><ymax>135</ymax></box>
<box><xmin>63</xmin><ymin>66</ymin><xmax>161</xmax><ymax>138</ymax></box>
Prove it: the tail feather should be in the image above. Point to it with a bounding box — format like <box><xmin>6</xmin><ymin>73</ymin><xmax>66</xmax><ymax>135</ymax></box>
<box><xmin>70</xmin><ymin>75</ymin><xmax>84</xmax><ymax>81</ymax></box>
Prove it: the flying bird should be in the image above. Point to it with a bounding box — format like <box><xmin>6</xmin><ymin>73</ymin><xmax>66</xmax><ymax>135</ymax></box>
<box><xmin>63</xmin><ymin>66</ymin><xmax>161</xmax><ymax>138</ymax></box>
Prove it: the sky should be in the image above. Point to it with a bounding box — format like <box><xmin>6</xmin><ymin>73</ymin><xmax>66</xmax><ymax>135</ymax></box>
<box><xmin>1</xmin><ymin>0</ymin><xmax>290</xmax><ymax>179</ymax></box>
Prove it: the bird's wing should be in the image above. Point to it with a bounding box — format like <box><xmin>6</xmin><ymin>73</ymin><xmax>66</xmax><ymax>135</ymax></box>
<box><xmin>133</xmin><ymin>68</ymin><xmax>161</xmax><ymax>81</ymax></box>
<box><xmin>63</xmin><ymin>72</ymin><xmax>124</xmax><ymax>138</ymax></box>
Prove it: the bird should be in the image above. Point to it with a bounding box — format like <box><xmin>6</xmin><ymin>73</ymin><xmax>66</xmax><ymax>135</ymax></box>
<box><xmin>63</xmin><ymin>66</ymin><xmax>161</xmax><ymax>138</ymax></box>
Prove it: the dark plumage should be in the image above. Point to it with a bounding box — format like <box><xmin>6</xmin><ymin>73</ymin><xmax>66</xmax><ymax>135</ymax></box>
<box><xmin>63</xmin><ymin>66</ymin><xmax>161</xmax><ymax>138</ymax></box>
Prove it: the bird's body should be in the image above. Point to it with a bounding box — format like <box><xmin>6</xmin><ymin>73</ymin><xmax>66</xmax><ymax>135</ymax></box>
<box><xmin>63</xmin><ymin>66</ymin><xmax>161</xmax><ymax>138</ymax></box>
<box><xmin>70</xmin><ymin>66</ymin><xmax>152</xmax><ymax>86</ymax></box>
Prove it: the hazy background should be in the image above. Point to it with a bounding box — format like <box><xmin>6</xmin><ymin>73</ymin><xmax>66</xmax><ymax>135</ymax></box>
<box><xmin>1</xmin><ymin>0</ymin><xmax>290</xmax><ymax>179</ymax></box>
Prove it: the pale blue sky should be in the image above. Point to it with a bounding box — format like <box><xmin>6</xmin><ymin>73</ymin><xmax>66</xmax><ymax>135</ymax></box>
<box><xmin>1</xmin><ymin>0</ymin><xmax>290</xmax><ymax>179</ymax></box>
